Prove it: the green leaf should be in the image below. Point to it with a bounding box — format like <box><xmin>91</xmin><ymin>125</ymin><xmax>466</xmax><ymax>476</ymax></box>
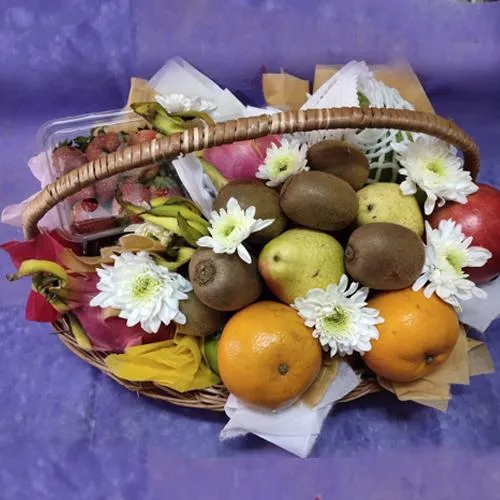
<box><xmin>73</xmin><ymin>135</ymin><xmax>93</xmax><ymax>152</ymax></box>
<box><xmin>53</xmin><ymin>139</ymin><xmax>72</xmax><ymax>151</ymax></box>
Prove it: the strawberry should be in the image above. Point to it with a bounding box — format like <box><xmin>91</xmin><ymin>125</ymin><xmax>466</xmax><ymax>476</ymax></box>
<box><xmin>67</xmin><ymin>185</ymin><xmax>96</xmax><ymax>205</ymax></box>
<box><xmin>149</xmin><ymin>176</ymin><xmax>182</xmax><ymax>198</ymax></box>
<box><xmin>52</xmin><ymin>146</ymin><xmax>87</xmax><ymax>174</ymax></box>
<box><xmin>127</xmin><ymin>129</ymin><xmax>158</xmax><ymax>146</ymax></box>
<box><xmin>119</xmin><ymin>177</ymin><xmax>151</xmax><ymax>207</ymax></box>
<box><xmin>86</xmin><ymin>132</ymin><xmax>121</xmax><ymax>161</ymax></box>
<box><xmin>95</xmin><ymin>175</ymin><xmax>119</xmax><ymax>203</ymax></box>
<box><xmin>112</xmin><ymin>178</ymin><xmax>150</xmax><ymax>223</ymax></box>
<box><xmin>71</xmin><ymin>199</ymin><xmax>115</xmax><ymax>235</ymax></box>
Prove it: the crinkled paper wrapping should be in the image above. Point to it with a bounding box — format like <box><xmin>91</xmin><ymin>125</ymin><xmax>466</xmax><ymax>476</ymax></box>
<box><xmin>378</xmin><ymin>327</ymin><xmax>494</xmax><ymax>412</ymax></box>
<box><xmin>262</xmin><ymin>72</ymin><xmax>309</xmax><ymax>111</ymax></box>
<box><xmin>313</xmin><ymin>60</ymin><xmax>434</xmax><ymax>112</ymax></box>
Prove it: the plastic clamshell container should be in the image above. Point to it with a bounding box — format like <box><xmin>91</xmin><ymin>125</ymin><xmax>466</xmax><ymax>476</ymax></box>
<box><xmin>36</xmin><ymin>108</ymin><xmax>185</xmax><ymax>243</ymax></box>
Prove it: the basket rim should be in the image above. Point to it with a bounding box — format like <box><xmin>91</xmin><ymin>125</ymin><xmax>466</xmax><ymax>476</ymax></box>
<box><xmin>53</xmin><ymin>316</ymin><xmax>383</xmax><ymax>411</ymax></box>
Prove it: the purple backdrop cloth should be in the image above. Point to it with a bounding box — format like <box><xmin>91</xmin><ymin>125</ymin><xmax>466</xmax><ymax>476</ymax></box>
<box><xmin>1</xmin><ymin>1</ymin><xmax>500</xmax><ymax>498</ymax></box>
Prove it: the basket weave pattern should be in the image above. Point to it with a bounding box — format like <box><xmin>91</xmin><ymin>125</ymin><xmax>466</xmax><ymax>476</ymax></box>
<box><xmin>25</xmin><ymin>107</ymin><xmax>479</xmax><ymax>410</ymax></box>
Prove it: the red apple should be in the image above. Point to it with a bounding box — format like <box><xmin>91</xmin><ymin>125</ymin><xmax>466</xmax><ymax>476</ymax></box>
<box><xmin>428</xmin><ymin>183</ymin><xmax>500</xmax><ymax>284</ymax></box>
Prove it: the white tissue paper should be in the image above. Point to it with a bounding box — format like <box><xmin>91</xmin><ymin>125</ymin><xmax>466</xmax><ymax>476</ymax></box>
<box><xmin>171</xmin><ymin>154</ymin><xmax>216</xmax><ymax>218</ymax></box>
<box><xmin>149</xmin><ymin>57</ymin><xmax>245</xmax><ymax>122</ymax></box>
<box><xmin>220</xmin><ymin>361</ymin><xmax>360</xmax><ymax>458</ymax></box>
<box><xmin>459</xmin><ymin>277</ymin><xmax>500</xmax><ymax>333</ymax></box>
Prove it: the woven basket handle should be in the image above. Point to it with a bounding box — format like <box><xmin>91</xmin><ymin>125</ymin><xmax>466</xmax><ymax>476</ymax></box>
<box><xmin>23</xmin><ymin>107</ymin><xmax>479</xmax><ymax>239</ymax></box>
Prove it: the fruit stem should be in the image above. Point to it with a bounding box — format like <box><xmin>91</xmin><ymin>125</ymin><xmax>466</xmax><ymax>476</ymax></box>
<box><xmin>278</xmin><ymin>363</ymin><xmax>289</xmax><ymax>375</ymax></box>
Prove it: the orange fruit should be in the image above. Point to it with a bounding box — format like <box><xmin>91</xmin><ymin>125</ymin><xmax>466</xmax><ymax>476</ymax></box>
<box><xmin>363</xmin><ymin>288</ymin><xmax>460</xmax><ymax>382</ymax></box>
<box><xmin>218</xmin><ymin>301</ymin><xmax>322</xmax><ymax>409</ymax></box>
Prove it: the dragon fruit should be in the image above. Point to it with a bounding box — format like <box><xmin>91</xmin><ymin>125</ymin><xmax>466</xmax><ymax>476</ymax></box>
<box><xmin>202</xmin><ymin>135</ymin><xmax>281</xmax><ymax>181</ymax></box>
<box><xmin>1</xmin><ymin>231</ymin><xmax>174</xmax><ymax>352</ymax></box>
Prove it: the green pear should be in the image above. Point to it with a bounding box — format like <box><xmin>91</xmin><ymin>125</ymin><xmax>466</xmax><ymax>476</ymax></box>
<box><xmin>258</xmin><ymin>228</ymin><xmax>344</xmax><ymax>304</ymax></box>
<box><xmin>356</xmin><ymin>182</ymin><xmax>424</xmax><ymax>236</ymax></box>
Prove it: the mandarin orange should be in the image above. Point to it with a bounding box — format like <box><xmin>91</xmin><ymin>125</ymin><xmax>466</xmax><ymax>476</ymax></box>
<box><xmin>218</xmin><ymin>301</ymin><xmax>322</xmax><ymax>409</ymax></box>
<box><xmin>363</xmin><ymin>288</ymin><xmax>460</xmax><ymax>382</ymax></box>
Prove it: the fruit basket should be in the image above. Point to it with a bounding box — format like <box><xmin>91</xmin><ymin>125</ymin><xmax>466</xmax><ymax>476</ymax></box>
<box><xmin>18</xmin><ymin>107</ymin><xmax>479</xmax><ymax>410</ymax></box>
<box><xmin>2</xmin><ymin>59</ymin><xmax>498</xmax><ymax>456</ymax></box>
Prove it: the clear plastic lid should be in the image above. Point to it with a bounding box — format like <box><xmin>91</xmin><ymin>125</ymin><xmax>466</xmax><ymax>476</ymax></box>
<box><xmin>36</xmin><ymin>108</ymin><xmax>186</xmax><ymax>243</ymax></box>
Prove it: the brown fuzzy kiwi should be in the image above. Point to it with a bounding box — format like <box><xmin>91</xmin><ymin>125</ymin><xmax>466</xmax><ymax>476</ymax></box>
<box><xmin>345</xmin><ymin>222</ymin><xmax>425</xmax><ymax>290</ymax></box>
<box><xmin>279</xmin><ymin>171</ymin><xmax>358</xmax><ymax>231</ymax></box>
<box><xmin>307</xmin><ymin>140</ymin><xmax>369</xmax><ymax>191</ymax></box>
<box><xmin>188</xmin><ymin>248</ymin><xmax>262</xmax><ymax>311</ymax></box>
<box><xmin>177</xmin><ymin>292</ymin><xmax>227</xmax><ymax>337</ymax></box>
<box><xmin>213</xmin><ymin>180</ymin><xmax>287</xmax><ymax>244</ymax></box>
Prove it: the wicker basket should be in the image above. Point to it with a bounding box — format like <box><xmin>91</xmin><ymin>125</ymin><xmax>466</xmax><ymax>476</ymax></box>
<box><xmin>23</xmin><ymin>107</ymin><xmax>480</xmax><ymax>411</ymax></box>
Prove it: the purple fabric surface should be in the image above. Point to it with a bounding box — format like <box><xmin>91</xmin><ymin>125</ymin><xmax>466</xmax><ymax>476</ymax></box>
<box><xmin>1</xmin><ymin>1</ymin><xmax>500</xmax><ymax>498</ymax></box>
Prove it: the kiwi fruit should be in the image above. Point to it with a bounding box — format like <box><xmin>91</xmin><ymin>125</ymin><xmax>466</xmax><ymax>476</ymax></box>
<box><xmin>189</xmin><ymin>248</ymin><xmax>262</xmax><ymax>311</ymax></box>
<box><xmin>280</xmin><ymin>171</ymin><xmax>358</xmax><ymax>231</ymax></box>
<box><xmin>307</xmin><ymin>140</ymin><xmax>369</xmax><ymax>191</ymax></box>
<box><xmin>177</xmin><ymin>292</ymin><xmax>227</xmax><ymax>337</ymax></box>
<box><xmin>213</xmin><ymin>180</ymin><xmax>287</xmax><ymax>244</ymax></box>
<box><xmin>345</xmin><ymin>222</ymin><xmax>425</xmax><ymax>290</ymax></box>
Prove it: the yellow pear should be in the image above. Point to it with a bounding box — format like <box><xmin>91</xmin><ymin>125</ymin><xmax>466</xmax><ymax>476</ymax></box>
<box><xmin>258</xmin><ymin>229</ymin><xmax>344</xmax><ymax>304</ymax></box>
<box><xmin>356</xmin><ymin>183</ymin><xmax>424</xmax><ymax>236</ymax></box>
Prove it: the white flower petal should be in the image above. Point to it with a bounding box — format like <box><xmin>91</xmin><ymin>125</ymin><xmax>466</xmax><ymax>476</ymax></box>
<box><xmin>196</xmin><ymin>236</ymin><xmax>215</xmax><ymax>248</ymax></box>
<box><xmin>256</xmin><ymin>138</ymin><xmax>309</xmax><ymax>186</ymax></box>
<box><xmin>395</xmin><ymin>135</ymin><xmax>478</xmax><ymax>215</ymax></box>
<box><xmin>237</xmin><ymin>244</ymin><xmax>252</xmax><ymax>264</ymax></box>
<box><xmin>90</xmin><ymin>251</ymin><xmax>191</xmax><ymax>334</ymax></box>
<box><xmin>252</xmin><ymin>218</ymin><xmax>275</xmax><ymax>232</ymax></box>
<box><xmin>423</xmin><ymin>193</ymin><xmax>437</xmax><ymax>216</ymax></box>
<box><xmin>412</xmin><ymin>218</ymin><xmax>492</xmax><ymax>307</ymax></box>
<box><xmin>202</xmin><ymin>198</ymin><xmax>273</xmax><ymax>263</ymax></box>
<box><xmin>467</xmin><ymin>246</ymin><xmax>492</xmax><ymax>266</ymax></box>
<box><xmin>293</xmin><ymin>274</ymin><xmax>382</xmax><ymax>357</ymax></box>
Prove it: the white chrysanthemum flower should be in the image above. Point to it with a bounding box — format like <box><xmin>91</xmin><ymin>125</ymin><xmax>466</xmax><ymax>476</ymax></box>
<box><xmin>413</xmin><ymin>220</ymin><xmax>491</xmax><ymax>311</ymax></box>
<box><xmin>255</xmin><ymin>139</ymin><xmax>309</xmax><ymax>187</ymax></box>
<box><xmin>197</xmin><ymin>197</ymin><xmax>274</xmax><ymax>264</ymax></box>
<box><xmin>393</xmin><ymin>135</ymin><xmax>478</xmax><ymax>215</ymax></box>
<box><xmin>292</xmin><ymin>275</ymin><xmax>384</xmax><ymax>357</ymax></box>
<box><xmin>89</xmin><ymin>251</ymin><xmax>192</xmax><ymax>334</ymax></box>
<box><xmin>155</xmin><ymin>93</ymin><xmax>216</xmax><ymax>114</ymax></box>
<box><xmin>124</xmin><ymin>222</ymin><xmax>173</xmax><ymax>247</ymax></box>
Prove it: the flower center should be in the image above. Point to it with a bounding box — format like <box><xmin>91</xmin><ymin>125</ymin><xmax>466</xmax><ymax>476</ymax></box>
<box><xmin>445</xmin><ymin>248</ymin><xmax>466</xmax><ymax>273</ymax></box>
<box><xmin>271</xmin><ymin>155</ymin><xmax>293</xmax><ymax>175</ymax></box>
<box><xmin>131</xmin><ymin>273</ymin><xmax>161</xmax><ymax>301</ymax></box>
<box><xmin>223</xmin><ymin>224</ymin><xmax>236</xmax><ymax>237</ymax></box>
<box><xmin>321</xmin><ymin>306</ymin><xmax>351</xmax><ymax>335</ymax></box>
<box><xmin>425</xmin><ymin>160</ymin><xmax>445</xmax><ymax>177</ymax></box>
